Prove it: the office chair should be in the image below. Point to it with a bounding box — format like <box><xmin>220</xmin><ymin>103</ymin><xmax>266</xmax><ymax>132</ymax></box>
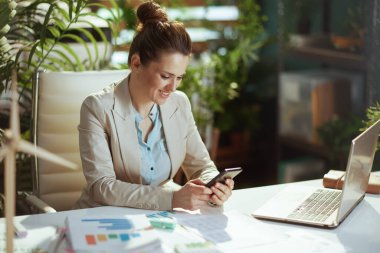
<box><xmin>26</xmin><ymin>70</ymin><xmax>129</xmax><ymax>212</ymax></box>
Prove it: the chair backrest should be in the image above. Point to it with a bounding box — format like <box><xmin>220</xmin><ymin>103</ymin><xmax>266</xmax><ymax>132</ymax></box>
<box><xmin>31</xmin><ymin>70</ymin><xmax>129</xmax><ymax>211</ymax></box>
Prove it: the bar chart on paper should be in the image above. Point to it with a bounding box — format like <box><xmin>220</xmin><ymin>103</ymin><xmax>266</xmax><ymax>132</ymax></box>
<box><xmin>65</xmin><ymin>215</ymin><xmax>161</xmax><ymax>251</ymax></box>
<box><xmin>81</xmin><ymin>218</ymin><xmax>142</xmax><ymax>245</ymax></box>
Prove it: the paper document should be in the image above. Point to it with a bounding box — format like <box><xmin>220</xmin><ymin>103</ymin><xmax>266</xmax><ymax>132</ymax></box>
<box><xmin>245</xmin><ymin>230</ymin><xmax>346</xmax><ymax>253</ymax></box>
<box><xmin>175</xmin><ymin>210</ymin><xmax>284</xmax><ymax>252</ymax></box>
<box><xmin>65</xmin><ymin>214</ymin><xmax>161</xmax><ymax>252</ymax></box>
<box><xmin>145</xmin><ymin>211</ymin><xmax>208</xmax><ymax>252</ymax></box>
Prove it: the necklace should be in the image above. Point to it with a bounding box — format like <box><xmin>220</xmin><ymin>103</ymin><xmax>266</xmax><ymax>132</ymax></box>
<box><xmin>142</xmin><ymin>112</ymin><xmax>153</xmax><ymax>121</ymax></box>
<box><xmin>128</xmin><ymin>80</ymin><xmax>155</xmax><ymax>120</ymax></box>
<box><xmin>140</xmin><ymin>104</ymin><xmax>155</xmax><ymax>121</ymax></box>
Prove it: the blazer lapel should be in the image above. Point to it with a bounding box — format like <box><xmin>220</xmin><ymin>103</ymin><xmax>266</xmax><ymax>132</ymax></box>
<box><xmin>160</xmin><ymin>99</ymin><xmax>182</xmax><ymax>179</ymax></box>
<box><xmin>111</xmin><ymin>78</ymin><xmax>142</xmax><ymax>183</ymax></box>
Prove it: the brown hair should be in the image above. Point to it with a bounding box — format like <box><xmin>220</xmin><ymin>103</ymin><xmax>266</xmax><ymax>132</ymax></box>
<box><xmin>127</xmin><ymin>1</ymin><xmax>192</xmax><ymax>66</ymax></box>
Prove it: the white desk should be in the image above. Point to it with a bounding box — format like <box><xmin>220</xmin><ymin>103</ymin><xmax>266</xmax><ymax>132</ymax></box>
<box><xmin>225</xmin><ymin>180</ymin><xmax>380</xmax><ymax>253</ymax></box>
<box><xmin>2</xmin><ymin>179</ymin><xmax>380</xmax><ymax>252</ymax></box>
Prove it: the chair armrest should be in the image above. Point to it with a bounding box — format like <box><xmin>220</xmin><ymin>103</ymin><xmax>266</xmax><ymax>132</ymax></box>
<box><xmin>20</xmin><ymin>192</ymin><xmax>57</xmax><ymax>213</ymax></box>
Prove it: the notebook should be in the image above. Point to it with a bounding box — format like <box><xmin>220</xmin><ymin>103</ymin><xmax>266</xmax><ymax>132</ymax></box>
<box><xmin>253</xmin><ymin>119</ymin><xmax>380</xmax><ymax>228</ymax></box>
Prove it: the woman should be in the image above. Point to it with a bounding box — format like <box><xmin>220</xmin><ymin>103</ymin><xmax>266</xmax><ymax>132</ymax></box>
<box><xmin>75</xmin><ymin>1</ymin><xmax>234</xmax><ymax>211</ymax></box>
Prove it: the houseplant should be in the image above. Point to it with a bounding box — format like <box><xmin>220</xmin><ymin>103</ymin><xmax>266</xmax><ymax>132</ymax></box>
<box><xmin>180</xmin><ymin>0</ymin><xmax>267</xmax><ymax>141</ymax></box>
<box><xmin>0</xmin><ymin>0</ymin><xmax>120</xmax><ymax>209</ymax></box>
<box><xmin>174</xmin><ymin>1</ymin><xmax>267</xmax><ymax>169</ymax></box>
<box><xmin>317</xmin><ymin>116</ymin><xmax>363</xmax><ymax>171</ymax></box>
<box><xmin>0</xmin><ymin>0</ymin><xmax>117</xmax><ymax>92</ymax></box>
<box><xmin>362</xmin><ymin>102</ymin><xmax>380</xmax><ymax>171</ymax></box>
<box><xmin>317</xmin><ymin>102</ymin><xmax>380</xmax><ymax>171</ymax></box>
<box><xmin>362</xmin><ymin>102</ymin><xmax>380</xmax><ymax>148</ymax></box>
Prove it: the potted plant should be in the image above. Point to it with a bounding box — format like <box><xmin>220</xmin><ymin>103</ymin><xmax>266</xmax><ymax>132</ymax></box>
<box><xmin>362</xmin><ymin>103</ymin><xmax>380</xmax><ymax>171</ymax></box>
<box><xmin>1</xmin><ymin>0</ymin><xmax>120</xmax><ymax>124</ymax></box>
<box><xmin>0</xmin><ymin>0</ymin><xmax>121</xmax><ymax>211</ymax></box>
<box><xmin>317</xmin><ymin>116</ymin><xmax>363</xmax><ymax>171</ymax></box>
<box><xmin>361</xmin><ymin>103</ymin><xmax>380</xmax><ymax>138</ymax></box>
<box><xmin>180</xmin><ymin>0</ymin><xmax>267</xmax><ymax>153</ymax></box>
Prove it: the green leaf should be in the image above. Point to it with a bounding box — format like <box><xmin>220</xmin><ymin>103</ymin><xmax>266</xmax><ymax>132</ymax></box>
<box><xmin>0</xmin><ymin>0</ymin><xmax>13</xmax><ymax>31</ymax></box>
<box><xmin>48</xmin><ymin>26</ymin><xmax>61</xmax><ymax>38</ymax></box>
<box><xmin>73</xmin><ymin>26</ymin><xmax>99</xmax><ymax>69</ymax></box>
<box><xmin>56</xmin><ymin>42</ymin><xmax>84</xmax><ymax>71</ymax></box>
<box><xmin>40</xmin><ymin>62</ymin><xmax>60</xmax><ymax>72</ymax></box>
<box><xmin>75</xmin><ymin>0</ymin><xmax>84</xmax><ymax>21</ymax></box>
<box><xmin>35</xmin><ymin>50</ymin><xmax>68</xmax><ymax>70</ymax></box>
<box><xmin>54</xmin><ymin>18</ymin><xmax>67</xmax><ymax>30</ymax></box>
<box><xmin>27</xmin><ymin>40</ymin><xmax>40</xmax><ymax>69</ymax></box>
<box><xmin>68</xmin><ymin>0</ymin><xmax>73</xmax><ymax>20</ymax></box>
<box><xmin>61</xmin><ymin>33</ymin><xmax>92</xmax><ymax>69</ymax></box>
<box><xmin>76</xmin><ymin>16</ymin><xmax>111</xmax><ymax>64</ymax></box>
<box><xmin>89</xmin><ymin>2</ymin><xmax>120</xmax><ymax>22</ymax></box>
<box><xmin>50</xmin><ymin>48</ymin><xmax>77</xmax><ymax>70</ymax></box>
<box><xmin>54</xmin><ymin>4</ymin><xmax>70</xmax><ymax>23</ymax></box>
<box><xmin>12</xmin><ymin>22</ymin><xmax>38</xmax><ymax>35</ymax></box>
<box><xmin>40</xmin><ymin>3</ymin><xmax>55</xmax><ymax>53</ymax></box>
<box><xmin>108</xmin><ymin>0</ymin><xmax>120</xmax><ymax>11</ymax></box>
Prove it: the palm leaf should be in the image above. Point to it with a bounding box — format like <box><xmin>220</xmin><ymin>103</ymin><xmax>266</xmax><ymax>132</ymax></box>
<box><xmin>71</xmin><ymin>27</ymin><xmax>99</xmax><ymax>68</ymax></box>
<box><xmin>40</xmin><ymin>3</ymin><xmax>55</xmax><ymax>52</ymax></box>
<box><xmin>68</xmin><ymin>0</ymin><xmax>73</xmax><ymax>20</ymax></box>
<box><xmin>75</xmin><ymin>0</ymin><xmax>84</xmax><ymax>22</ymax></box>
<box><xmin>0</xmin><ymin>0</ymin><xmax>12</xmax><ymax>31</ymax></box>
<box><xmin>35</xmin><ymin>50</ymin><xmax>69</xmax><ymax>70</ymax></box>
<box><xmin>27</xmin><ymin>40</ymin><xmax>41</xmax><ymax>69</ymax></box>
<box><xmin>55</xmin><ymin>42</ymin><xmax>85</xmax><ymax>71</ymax></box>
<box><xmin>49</xmin><ymin>48</ymin><xmax>77</xmax><ymax>70</ymax></box>
<box><xmin>54</xmin><ymin>18</ymin><xmax>69</xmax><ymax>31</ymax></box>
<box><xmin>1</xmin><ymin>0</ymin><xmax>116</xmax><ymax>93</ymax></box>
<box><xmin>48</xmin><ymin>26</ymin><xmax>60</xmax><ymax>38</ymax></box>
<box><xmin>40</xmin><ymin>62</ymin><xmax>60</xmax><ymax>72</ymax></box>
<box><xmin>76</xmin><ymin>15</ymin><xmax>111</xmax><ymax>64</ymax></box>
<box><xmin>61</xmin><ymin>33</ymin><xmax>93</xmax><ymax>68</ymax></box>
<box><xmin>54</xmin><ymin>4</ymin><xmax>71</xmax><ymax>24</ymax></box>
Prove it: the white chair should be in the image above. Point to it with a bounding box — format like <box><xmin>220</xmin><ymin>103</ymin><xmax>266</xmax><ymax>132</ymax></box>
<box><xmin>27</xmin><ymin>70</ymin><xmax>129</xmax><ymax>212</ymax></box>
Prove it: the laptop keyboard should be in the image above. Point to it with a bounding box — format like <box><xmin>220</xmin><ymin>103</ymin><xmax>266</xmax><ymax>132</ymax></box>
<box><xmin>287</xmin><ymin>189</ymin><xmax>342</xmax><ymax>223</ymax></box>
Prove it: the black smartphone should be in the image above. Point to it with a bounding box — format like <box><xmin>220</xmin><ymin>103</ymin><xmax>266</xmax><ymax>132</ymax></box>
<box><xmin>205</xmin><ymin>167</ymin><xmax>243</xmax><ymax>188</ymax></box>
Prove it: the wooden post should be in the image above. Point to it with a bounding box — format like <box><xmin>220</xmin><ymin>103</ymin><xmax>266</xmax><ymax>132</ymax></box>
<box><xmin>4</xmin><ymin>149</ymin><xmax>15</xmax><ymax>253</ymax></box>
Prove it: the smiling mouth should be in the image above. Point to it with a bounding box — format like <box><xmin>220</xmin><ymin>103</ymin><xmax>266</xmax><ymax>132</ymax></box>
<box><xmin>159</xmin><ymin>90</ymin><xmax>171</xmax><ymax>97</ymax></box>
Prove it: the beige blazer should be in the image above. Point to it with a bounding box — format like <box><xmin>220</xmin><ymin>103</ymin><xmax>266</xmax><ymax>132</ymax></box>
<box><xmin>74</xmin><ymin>77</ymin><xmax>218</xmax><ymax>210</ymax></box>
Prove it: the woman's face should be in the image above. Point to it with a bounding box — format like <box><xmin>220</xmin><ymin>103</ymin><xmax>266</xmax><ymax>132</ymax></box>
<box><xmin>133</xmin><ymin>52</ymin><xmax>189</xmax><ymax>105</ymax></box>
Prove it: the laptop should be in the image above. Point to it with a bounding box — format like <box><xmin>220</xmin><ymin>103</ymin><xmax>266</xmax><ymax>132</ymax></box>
<box><xmin>253</xmin><ymin>119</ymin><xmax>380</xmax><ymax>228</ymax></box>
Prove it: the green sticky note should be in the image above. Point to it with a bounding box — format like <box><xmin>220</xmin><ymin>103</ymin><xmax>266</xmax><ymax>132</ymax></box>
<box><xmin>149</xmin><ymin>217</ymin><xmax>176</xmax><ymax>230</ymax></box>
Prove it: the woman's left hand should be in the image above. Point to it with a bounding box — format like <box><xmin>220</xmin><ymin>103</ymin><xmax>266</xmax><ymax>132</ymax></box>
<box><xmin>209</xmin><ymin>178</ymin><xmax>234</xmax><ymax>206</ymax></box>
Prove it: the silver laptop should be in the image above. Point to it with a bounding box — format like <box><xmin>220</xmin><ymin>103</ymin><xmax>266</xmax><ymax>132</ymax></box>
<box><xmin>253</xmin><ymin>119</ymin><xmax>380</xmax><ymax>228</ymax></box>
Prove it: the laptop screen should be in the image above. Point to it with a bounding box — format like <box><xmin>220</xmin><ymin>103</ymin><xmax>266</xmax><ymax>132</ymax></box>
<box><xmin>337</xmin><ymin>119</ymin><xmax>380</xmax><ymax>221</ymax></box>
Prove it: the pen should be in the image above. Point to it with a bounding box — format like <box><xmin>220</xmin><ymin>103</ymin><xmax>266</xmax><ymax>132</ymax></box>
<box><xmin>14</xmin><ymin>221</ymin><xmax>28</xmax><ymax>238</ymax></box>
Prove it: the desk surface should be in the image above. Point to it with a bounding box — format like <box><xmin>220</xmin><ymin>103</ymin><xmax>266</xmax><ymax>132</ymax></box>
<box><xmin>3</xmin><ymin>179</ymin><xmax>380</xmax><ymax>252</ymax></box>
<box><xmin>226</xmin><ymin>180</ymin><xmax>380</xmax><ymax>253</ymax></box>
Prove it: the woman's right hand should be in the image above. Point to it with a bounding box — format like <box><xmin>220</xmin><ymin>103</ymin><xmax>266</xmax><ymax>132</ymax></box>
<box><xmin>172</xmin><ymin>178</ymin><xmax>213</xmax><ymax>210</ymax></box>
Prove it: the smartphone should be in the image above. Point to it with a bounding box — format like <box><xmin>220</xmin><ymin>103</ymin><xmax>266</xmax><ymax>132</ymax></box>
<box><xmin>205</xmin><ymin>167</ymin><xmax>243</xmax><ymax>188</ymax></box>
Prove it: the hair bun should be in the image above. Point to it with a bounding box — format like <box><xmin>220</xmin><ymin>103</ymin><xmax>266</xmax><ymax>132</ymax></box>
<box><xmin>137</xmin><ymin>1</ymin><xmax>168</xmax><ymax>26</ymax></box>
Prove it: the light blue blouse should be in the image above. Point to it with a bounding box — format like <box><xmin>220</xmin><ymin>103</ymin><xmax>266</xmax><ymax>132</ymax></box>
<box><xmin>132</xmin><ymin>104</ymin><xmax>171</xmax><ymax>186</ymax></box>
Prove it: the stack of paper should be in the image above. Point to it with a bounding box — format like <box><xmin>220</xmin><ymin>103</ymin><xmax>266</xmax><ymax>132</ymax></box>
<box><xmin>65</xmin><ymin>214</ymin><xmax>161</xmax><ymax>252</ymax></box>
